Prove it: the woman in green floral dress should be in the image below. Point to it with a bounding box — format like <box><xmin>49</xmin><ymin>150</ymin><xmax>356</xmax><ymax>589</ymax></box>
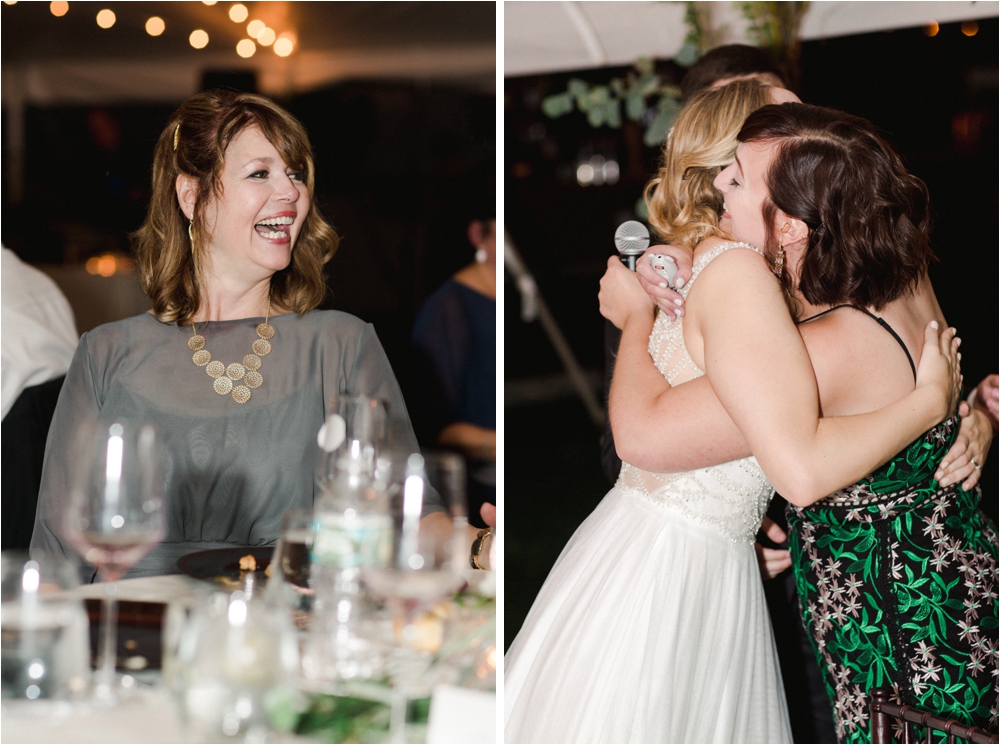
<box><xmin>787</xmin><ymin>414</ymin><xmax>997</xmax><ymax>742</ymax></box>
<box><xmin>728</xmin><ymin>106</ymin><xmax>1000</xmax><ymax>742</ymax></box>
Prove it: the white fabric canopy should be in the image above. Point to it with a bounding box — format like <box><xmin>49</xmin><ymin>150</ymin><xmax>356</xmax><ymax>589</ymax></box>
<box><xmin>505</xmin><ymin>1</ymin><xmax>999</xmax><ymax>78</ymax></box>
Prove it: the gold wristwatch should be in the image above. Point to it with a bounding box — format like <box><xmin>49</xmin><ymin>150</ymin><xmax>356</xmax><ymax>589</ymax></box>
<box><xmin>470</xmin><ymin>527</ymin><xmax>492</xmax><ymax>570</ymax></box>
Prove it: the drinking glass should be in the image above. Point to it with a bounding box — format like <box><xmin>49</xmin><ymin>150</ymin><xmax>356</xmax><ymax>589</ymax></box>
<box><xmin>265</xmin><ymin>508</ymin><xmax>314</xmax><ymax>623</ymax></box>
<box><xmin>361</xmin><ymin>452</ymin><xmax>469</xmax><ymax>743</ymax></box>
<box><xmin>61</xmin><ymin>419</ymin><xmax>165</xmax><ymax>704</ymax></box>
<box><xmin>174</xmin><ymin>590</ymin><xmax>299</xmax><ymax>742</ymax></box>
<box><xmin>1</xmin><ymin>552</ymin><xmax>89</xmax><ymax>701</ymax></box>
<box><xmin>316</xmin><ymin>395</ymin><xmax>387</xmax><ymax>483</ymax></box>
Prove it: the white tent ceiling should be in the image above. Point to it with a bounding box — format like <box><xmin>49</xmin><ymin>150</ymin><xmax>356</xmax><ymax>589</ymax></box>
<box><xmin>504</xmin><ymin>1</ymin><xmax>999</xmax><ymax>78</ymax></box>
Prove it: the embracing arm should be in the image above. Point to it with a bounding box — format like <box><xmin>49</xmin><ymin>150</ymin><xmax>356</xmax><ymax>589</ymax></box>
<box><xmin>689</xmin><ymin>249</ymin><xmax>956</xmax><ymax>505</ymax></box>
<box><xmin>608</xmin><ymin>303</ymin><xmax>751</xmax><ymax>472</ymax></box>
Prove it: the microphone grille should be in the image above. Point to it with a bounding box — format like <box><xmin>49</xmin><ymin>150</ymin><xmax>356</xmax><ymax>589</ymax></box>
<box><xmin>614</xmin><ymin>221</ymin><xmax>650</xmax><ymax>256</ymax></box>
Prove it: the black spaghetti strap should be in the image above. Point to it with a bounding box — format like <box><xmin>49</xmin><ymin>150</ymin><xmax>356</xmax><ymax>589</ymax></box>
<box><xmin>797</xmin><ymin>304</ymin><xmax>917</xmax><ymax>382</ymax></box>
<box><xmin>797</xmin><ymin>304</ymin><xmax>854</xmax><ymax>324</ymax></box>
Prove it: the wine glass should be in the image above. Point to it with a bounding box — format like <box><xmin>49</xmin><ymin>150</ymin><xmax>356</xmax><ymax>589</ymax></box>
<box><xmin>361</xmin><ymin>452</ymin><xmax>468</xmax><ymax>743</ymax></box>
<box><xmin>61</xmin><ymin>419</ymin><xmax>165</xmax><ymax>704</ymax></box>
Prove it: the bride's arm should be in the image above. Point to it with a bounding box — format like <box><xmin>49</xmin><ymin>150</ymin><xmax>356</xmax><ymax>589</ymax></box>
<box><xmin>600</xmin><ymin>260</ymin><xmax>751</xmax><ymax>472</ymax></box>
<box><xmin>685</xmin><ymin>248</ymin><xmax>956</xmax><ymax>505</ymax></box>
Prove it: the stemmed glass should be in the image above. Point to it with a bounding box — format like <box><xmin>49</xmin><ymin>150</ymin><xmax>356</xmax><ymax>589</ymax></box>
<box><xmin>61</xmin><ymin>419</ymin><xmax>165</xmax><ymax>704</ymax></box>
<box><xmin>361</xmin><ymin>452</ymin><xmax>469</xmax><ymax>743</ymax></box>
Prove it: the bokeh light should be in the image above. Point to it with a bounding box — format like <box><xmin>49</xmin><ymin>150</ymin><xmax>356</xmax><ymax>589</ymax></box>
<box><xmin>247</xmin><ymin>19</ymin><xmax>264</xmax><ymax>37</ymax></box>
<box><xmin>961</xmin><ymin>21</ymin><xmax>978</xmax><ymax>36</ymax></box>
<box><xmin>145</xmin><ymin>16</ymin><xmax>165</xmax><ymax>36</ymax></box>
<box><xmin>923</xmin><ymin>21</ymin><xmax>939</xmax><ymax>37</ymax></box>
<box><xmin>49</xmin><ymin>1</ymin><xmax>68</xmax><ymax>17</ymax></box>
<box><xmin>189</xmin><ymin>29</ymin><xmax>209</xmax><ymax>49</ymax></box>
<box><xmin>202</xmin><ymin>0</ymin><xmax>217</xmax><ymax>5</ymax></box>
<box><xmin>273</xmin><ymin>36</ymin><xmax>294</xmax><ymax>57</ymax></box>
<box><xmin>96</xmin><ymin>8</ymin><xmax>115</xmax><ymax>28</ymax></box>
<box><xmin>236</xmin><ymin>38</ymin><xmax>256</xmax><ymax>58</ymax></box>
<box><xmin>228</xmin><ymin>3</ymin><xmax>248</xmax><ymax>23</ymax></box>
<box><xmin>3</xmin><ymin>2</ymin><xmax>19</xmax><ymax>6</ymax></box>
<box><xmin>86</xmin><ymin>255</ymin><xmax>118</xmax><ymax>277</ymax></box>
<box><xmin>256</xmin><ymin>26</ymin><xmax>276</xmax><ymax>46</ymax></box>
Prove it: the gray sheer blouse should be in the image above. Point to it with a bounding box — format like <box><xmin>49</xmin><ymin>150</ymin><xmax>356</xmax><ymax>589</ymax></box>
<box><xmin>30</xmin><ymin>310</ymin><xmax>441</xmax><ymax>578</ymax></box>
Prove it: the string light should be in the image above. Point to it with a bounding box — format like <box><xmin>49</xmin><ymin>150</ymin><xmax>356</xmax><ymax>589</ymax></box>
<box><xmin>228</xmin><ymin>3</ymin><xmax>248</xmax><ymax>23</ymax></box>
<box><xmin>145</xmin><ymin>16</ymin><xmax>165</xmax><ymax>36</ymax></box>
<box><xmin>189</xmin><ymin>29</ymin><xmax>209</xmax><ymax>49</ymax></box>
<box><xmin>273</xmin><ymin>38</ymin><xmax>293</xmax><ymax>56</ymax></box>
<box><xmin>256</xmin><ymin>26</ymin><xmax>275</xmax><ymax>46</ymax></box>
<box><xmin>274</xmin><ymin>32</ymin><xmax>295</xmax><ymax>57</ymax></box>
<box><xmin>49</xmin><ymin>1</ymin><xmax>68</xmax><ymax>17</ymax></box>
<box><xmin>236</xmin><ymin>38</ymin><xmax>256</xmax><ymax>58</ymax></box>
<box><xmin>96</xmin><ymin>8</ymin><xmax>115</xmax><ymax>28</ymax></box>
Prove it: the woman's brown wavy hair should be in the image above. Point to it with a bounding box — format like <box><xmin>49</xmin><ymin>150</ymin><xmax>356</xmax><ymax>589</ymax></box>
<box><xmin>738</xmin><ymin>103</ymin><xmax>934</xmax><ymax>311</ymax></box>
<box><xmin>133</xmin><ymin>90</ymin><xmax>339</xmax><ymax>324</ymax></box>
<box><xmin>645</xmin><ymin>78</ymin><xmax>775</xmax><ymax>249</ymax></box>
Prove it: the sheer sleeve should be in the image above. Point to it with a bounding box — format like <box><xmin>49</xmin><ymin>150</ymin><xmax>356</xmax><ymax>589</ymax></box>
<box><xmin>29</xmin><ymin>332</ymin><xmax>101</xmax><ymax>576</ymax></box>
<box><xmin>332</xmin><ymin>320</ymin><xmax>446</xmax><ymax>516</ymax></box>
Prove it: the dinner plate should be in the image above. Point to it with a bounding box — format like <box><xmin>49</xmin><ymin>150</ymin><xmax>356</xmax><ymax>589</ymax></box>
<box><xmin>176</xmin><ymin>546</ymin><xmax>274</xmax><ymax>584</ymax></box>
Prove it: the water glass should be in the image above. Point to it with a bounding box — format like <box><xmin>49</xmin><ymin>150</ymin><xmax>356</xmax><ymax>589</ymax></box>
<box><xmin>174</xmin><ymin>590</ymin><xmax>300</xmax><ymax>741</ymax></box>
<box><xmin>316</xmin><ymin>395</ymin><xmax>387</xmax><ymax>481</ymax></box>
<box><xmin>1</xmin><ymin>552</ymin><xmax>89</xmax><ymax>700</ymax></box>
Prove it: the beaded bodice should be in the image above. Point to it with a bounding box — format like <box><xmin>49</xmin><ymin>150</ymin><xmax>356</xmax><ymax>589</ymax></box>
<box><xmin>616</xmin><ymin>242</ymin><xmax>775</xmax><ymax>543</ymax></box>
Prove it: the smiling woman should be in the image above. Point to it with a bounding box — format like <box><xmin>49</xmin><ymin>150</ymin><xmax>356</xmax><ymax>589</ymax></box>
<box><xmin>28</xmin><ymin>91</ymin><xmax>460</xmax><ymax>578</ymax></box>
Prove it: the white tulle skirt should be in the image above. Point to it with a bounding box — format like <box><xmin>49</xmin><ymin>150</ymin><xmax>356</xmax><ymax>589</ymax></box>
<box><xmin>504</xmin><ymin>486</ymin><xmax>792</xmax><ymax>744</ymax></box>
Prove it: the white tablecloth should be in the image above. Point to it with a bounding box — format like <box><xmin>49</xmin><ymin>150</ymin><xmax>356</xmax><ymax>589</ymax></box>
<box><xmin>3</xmin><ymin>574</ymin><xmax>497</xmax><ymax>743</ymax></box>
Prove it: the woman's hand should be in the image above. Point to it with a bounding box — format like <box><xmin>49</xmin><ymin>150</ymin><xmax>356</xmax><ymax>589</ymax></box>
<box><xmin>635</xmin><ymin>244</ymin><xmax>694</xmax><ymax>320</ymax></box>
<box><xmin>971</xmin><ymin>374</ymin><xmax>999</xmax><ymax>431</ymax></box>
<box><xmin>599</xmin><ymin>256</ymin><xmax>655</xmax><ymax>330</ymax></box>
<box><xmin>914</xmin><ymin>322</ymin><xmax>962</xmax><ymax>421</ymax></box>
<box><xmin>935</xmin><ymin>402</ymin><xmax>992</xmax><ymax>490</ymax></box>
<box><xmin>754</xmin><ymin>516</ymin><xmax>791</xmax><ymax>580</ymax></box>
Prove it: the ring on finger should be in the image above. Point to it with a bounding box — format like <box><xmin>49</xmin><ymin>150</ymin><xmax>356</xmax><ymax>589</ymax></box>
<box><xmin>971</xmin><ymin>458</ymin><xmax>981</xmax><ymax>471</ymax></box>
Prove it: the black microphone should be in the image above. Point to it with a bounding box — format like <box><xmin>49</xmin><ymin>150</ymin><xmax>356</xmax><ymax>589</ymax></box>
<box><xmin>614</xmin><ymin>221</ymin><xmax>649</xmax><ymax>270</ymax></box>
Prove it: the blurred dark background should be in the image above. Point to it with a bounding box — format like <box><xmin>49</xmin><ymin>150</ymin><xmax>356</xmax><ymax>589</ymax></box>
<box><xmin>505</xmin><ymin>17</ymin><xmax>998</xmax><ymax>648</ymax></box>
<box><xmin>1</xmin><ymin>1</ymin><xmax>495</xmax><ymax>446</ymax></box>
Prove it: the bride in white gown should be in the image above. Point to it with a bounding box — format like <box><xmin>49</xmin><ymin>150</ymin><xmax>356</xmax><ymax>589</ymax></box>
<box><xmin>503</xmin><ymin>80</ymin><xmax>961</xmax><ymax>744</ymax></box>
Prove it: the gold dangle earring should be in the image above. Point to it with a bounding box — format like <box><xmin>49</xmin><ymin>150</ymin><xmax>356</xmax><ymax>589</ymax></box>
<box><xmin>773</xmin><ymin>244</ymin><xmax>785</xmax><ymax>277</ymax></box>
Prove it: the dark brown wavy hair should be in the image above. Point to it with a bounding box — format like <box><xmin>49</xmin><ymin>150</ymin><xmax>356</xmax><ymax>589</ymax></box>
<box><xmin>737</xmin><ymin>103</ymin><xmax>934</xmax><ymax>311</ymax></box>
<box><xmin>133</xmin><ymin>90</ymin><xmax>339</xmax><ymax>324</ymax></box>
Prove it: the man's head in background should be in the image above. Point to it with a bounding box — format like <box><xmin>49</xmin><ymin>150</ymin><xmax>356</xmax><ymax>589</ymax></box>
<box><xmin>680</xmin><ymin>44</ymin><xmax>786</xmax><ymax>102</ymax></box>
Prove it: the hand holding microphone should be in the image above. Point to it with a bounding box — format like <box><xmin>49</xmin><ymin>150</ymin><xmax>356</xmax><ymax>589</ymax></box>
<box><xmin>615</xmin><ymin>221</ymin><xmax>678</xmax><ymax>287</ymax></box>
<box><xmin>615</xmin><ymin>221</ymin><xmax>691</xmax><ymax>321</ymax></box>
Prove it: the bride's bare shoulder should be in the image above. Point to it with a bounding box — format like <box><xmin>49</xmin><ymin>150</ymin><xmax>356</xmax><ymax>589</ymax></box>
<box><xmin>692</xmin><ymin>235</ymin><xmax>768</xmax><ymax>270</ymax></box>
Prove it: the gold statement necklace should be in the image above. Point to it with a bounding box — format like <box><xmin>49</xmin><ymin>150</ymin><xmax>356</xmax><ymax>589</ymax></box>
<box><xmin>187</xmin><ymin>295</ymin><xmax>275</xmax><ymax>404</ymax></box>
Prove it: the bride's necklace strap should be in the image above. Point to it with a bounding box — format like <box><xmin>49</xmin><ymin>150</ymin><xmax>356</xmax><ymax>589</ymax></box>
<box><xmin>186</xmin><ymin>294</ymin><xmax>275</xmax><ymax>404</ymax></box>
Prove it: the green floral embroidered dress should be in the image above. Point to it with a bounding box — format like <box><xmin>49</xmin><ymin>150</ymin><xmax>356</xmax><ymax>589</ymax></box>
<box><xmin>787</xmin><ymin>415</ymin><xmax>998</xmax><ymax>743</ymax></box>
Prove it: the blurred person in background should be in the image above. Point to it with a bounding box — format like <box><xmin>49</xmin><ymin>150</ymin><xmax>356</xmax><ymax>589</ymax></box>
<box><xmin>411</xmin><ymin>197</ymin><xmax>496</xmax><ymax>529</ymax></box>
<box><xmin>2</xmin><ymin>247</ymin><xmax>79</xmax><ymax>550</ymax></box>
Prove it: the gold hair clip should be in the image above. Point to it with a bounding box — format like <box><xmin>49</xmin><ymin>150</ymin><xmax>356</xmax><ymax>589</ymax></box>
<box><xmin>173</xmin><ymin>123</ymin><xmax>180</xmax><ymax>151</ymax></box>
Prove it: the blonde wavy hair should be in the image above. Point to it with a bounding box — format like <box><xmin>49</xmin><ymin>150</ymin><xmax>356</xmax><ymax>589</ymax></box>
<box><xmin>644</xmin><ymin>78</ymin><xmax>775</xmax><ymax>249</ymax></box>
<box><xmin>133</xmin><ymin>90</ymin><xmax>339</xmax><ymax>325</ymax></box>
